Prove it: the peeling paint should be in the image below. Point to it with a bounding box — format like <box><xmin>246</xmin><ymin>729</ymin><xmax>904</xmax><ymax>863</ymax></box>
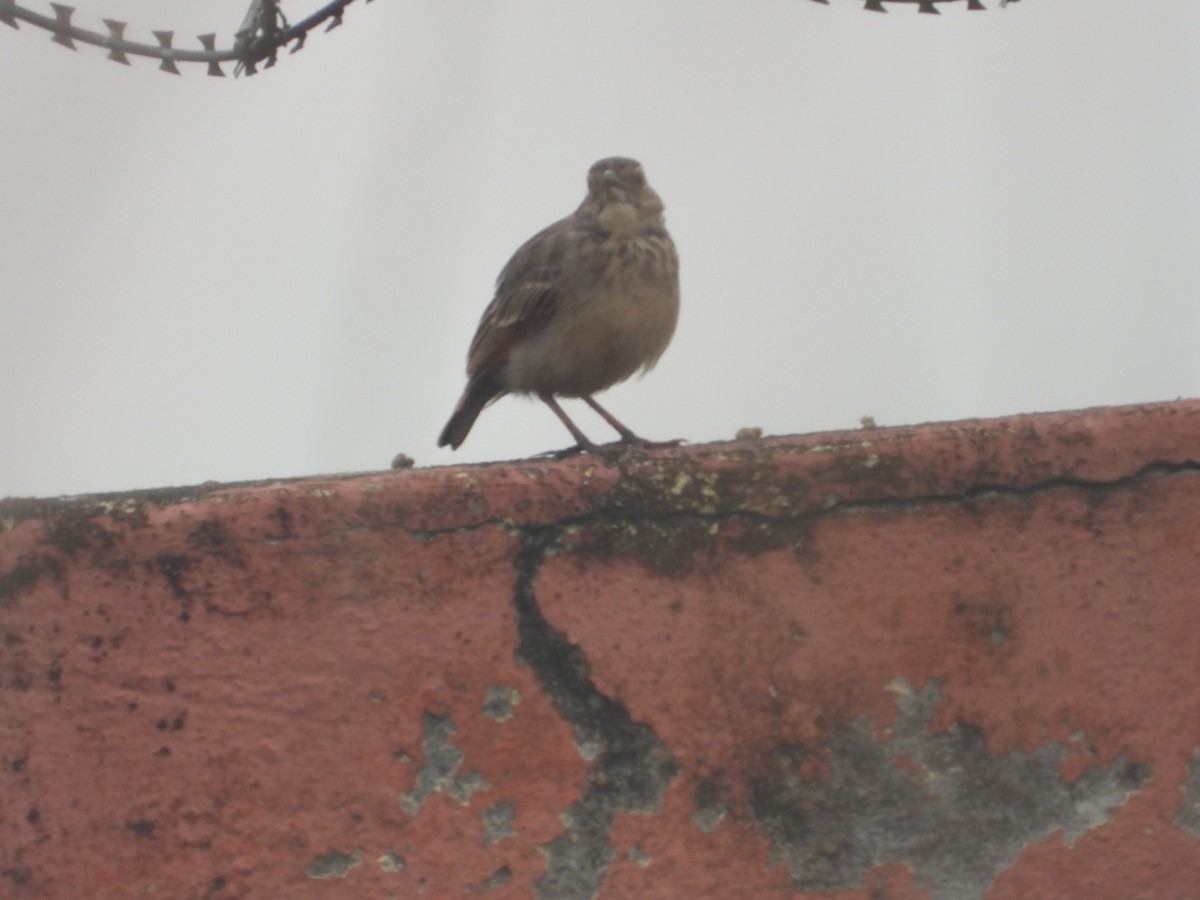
<box><xmin>481</xmin><ymin>684</ymin><xmax>521</xmax><ymax>721</ymax></box>
<box><xmin>627</xmin><ymin>844</ymin><xmax>653</xmax><ymax>868</ymax></box>
<box><xmin>750</xmin><ymin>681</ymin><xmax>1151</xmax><ymax>898</ymax></box>
<box><xmin>691</xmin><ymin>778</ymin><xmax>728</xmax><ymax>833</ymax></box>
<box><xmin>1</xmin><ymin>402</ymin><xmax>1198</xmax><ymax>897</ymax></box>
<box><xmin>480</xmin><ymin>865</ymin><xmax>512</xmax><ymax>890</ymax></box>
<box><xmin>483</xmin><ymin>800</ymin><xmax>516</xmax><ymax>845</ymax></box>
<box><xmin>377</xmin><ymin>850</ymin><xmax>406</xmax><ymax>873</ymax></box>
<box><xmin>398</xmin><ymin>713</ymin><xmax>490</xmax><ymax>815</ymax></box>
<box><xmin>306</xmin><ymin>849</ymin><xmax>361</xmax><ymax>879</ymax></box>
<box><xmin>1176</xmin><ymin>747</ymin><xmax>1200</xmax><ymax>836</ymax></box>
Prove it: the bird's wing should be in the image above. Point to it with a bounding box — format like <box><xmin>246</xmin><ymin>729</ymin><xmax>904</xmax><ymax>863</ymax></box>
<box><xmin>466</xmin><ymin>218</ymin><xmax>573</xmax><ymax>377</ymax></box>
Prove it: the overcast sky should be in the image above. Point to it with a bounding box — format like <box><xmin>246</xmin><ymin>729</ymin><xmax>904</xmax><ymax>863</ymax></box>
<box><xmin>2</xmin><ymin>0</ymin><xmax>1197</xmax><ymax>499</ymax></box>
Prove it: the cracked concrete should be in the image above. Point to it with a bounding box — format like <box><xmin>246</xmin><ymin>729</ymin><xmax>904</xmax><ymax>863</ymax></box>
<box><xmin>1</xmin><ymin>401</ymin><xmax>1198</xmax><ymax>897</ymax></box>
<box><xmin>513</xmin><ymin>537</ymin><xmax>680</xmax><ymax>900</ymax></box>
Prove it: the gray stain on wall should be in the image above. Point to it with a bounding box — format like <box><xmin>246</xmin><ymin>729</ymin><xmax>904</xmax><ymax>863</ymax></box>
<box><xmin>750</xmin><ymin>680</ymin><xmax>1150</xmax><ymax>899</ymax></box>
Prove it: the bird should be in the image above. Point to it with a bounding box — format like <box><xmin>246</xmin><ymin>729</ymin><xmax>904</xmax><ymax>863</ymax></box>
<box><xmin>438</xmin><ymin>156</ymin><xmax>680</xmax><ymax>454</ymax></box>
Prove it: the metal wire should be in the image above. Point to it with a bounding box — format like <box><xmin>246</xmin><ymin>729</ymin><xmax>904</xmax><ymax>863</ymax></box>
<box><xmin>0</xmin><ymin>0</ymin><xmax>1018</xmax><ymax>77</ymax></box>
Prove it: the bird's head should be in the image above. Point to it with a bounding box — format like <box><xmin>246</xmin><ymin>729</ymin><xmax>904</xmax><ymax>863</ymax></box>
<box><xmin>581</xmin><ymin>157</ymin><xmax>665</xmax><ymax>232</ymax></box>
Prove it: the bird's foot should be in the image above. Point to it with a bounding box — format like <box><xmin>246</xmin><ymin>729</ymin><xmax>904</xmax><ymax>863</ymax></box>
<box><xmin>619</xmin><ymin>435</ymin><xmax>685</xmax><ymax>451</ymax></box>
<box><xmin>536</xmin><ymin>437</ymin><xmax>681</xmax><ymax>463</ymax></box>
<box><xmin>538</xmin><ymin>443</ymin><xmax>593</xmax><ymax>460</ymax></box>
<box><xmin>590</xmin><ymin>437</ymin><xmax>684</xmax><ymax>464</ymax></box>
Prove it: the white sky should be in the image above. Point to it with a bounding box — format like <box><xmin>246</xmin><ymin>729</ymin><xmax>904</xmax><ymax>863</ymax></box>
<box><xmin>2</xmin><ymin>0</ymin><xmax>1198</xmax><ymax>498</ymax></box>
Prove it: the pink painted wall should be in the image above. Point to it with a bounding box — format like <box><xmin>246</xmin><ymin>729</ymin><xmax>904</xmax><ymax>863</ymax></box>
<box><xmin>2</xmin><ymin>400</ymin><xmax>1199</xmax><ymax>898</ymax></box>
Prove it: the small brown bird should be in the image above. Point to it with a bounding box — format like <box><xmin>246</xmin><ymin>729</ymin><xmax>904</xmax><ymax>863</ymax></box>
<box><xmin>438</xmin><ymin>157</ymin><xmax>680</xmax><ymax>453</ymax></box>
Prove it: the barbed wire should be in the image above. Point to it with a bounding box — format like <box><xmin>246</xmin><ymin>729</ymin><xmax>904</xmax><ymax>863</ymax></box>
<box><xmin>0</xmin><ymin>0</ymin><xmax>1020</xmax><ymax>78</ymax></box>
<box><xmin>0</xmin><ymin>0</ymin><xmax>370</xmax><ymax>75</ymax></box>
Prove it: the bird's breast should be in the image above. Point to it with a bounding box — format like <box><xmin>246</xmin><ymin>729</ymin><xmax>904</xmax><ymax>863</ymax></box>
<box><xmin>503</xmin><ymin>230</ymin><xmax>680</xmax><ymax>397</ymax></box>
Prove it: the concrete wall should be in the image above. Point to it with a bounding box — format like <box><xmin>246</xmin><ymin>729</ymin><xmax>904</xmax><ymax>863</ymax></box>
<box><xmin>2</xmin><ymin>400</ymin><xmax>1199</xmax><ymax>899</ymax></box>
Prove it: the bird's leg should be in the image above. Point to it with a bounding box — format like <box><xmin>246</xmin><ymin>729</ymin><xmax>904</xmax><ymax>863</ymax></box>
<box><xmin>540</xmin><ymin>394</ymin><xmax>600</xmax><ymax>454</ymax></box>
<box><xmin>582</xmin><ymin>396</ymin><xmax>681</xmax><ymax>449</ymax></box>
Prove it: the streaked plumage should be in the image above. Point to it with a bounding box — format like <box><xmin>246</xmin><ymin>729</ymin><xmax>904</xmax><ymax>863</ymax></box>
<box><xmin>438</xmin><ymin>157</ymin><xmax>680</xmax><ymax>452</ymax></box>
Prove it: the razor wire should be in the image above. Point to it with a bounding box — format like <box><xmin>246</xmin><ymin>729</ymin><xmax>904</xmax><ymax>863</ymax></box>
<box><xmin>0</xmin><ymin>0</ymin><xmax>371</xmax><ymax>75</ymax></box>
<box><xmin>0</xmin><ymin>0</ymin><xmax>1021</xmax><ymax>78</ymax></box>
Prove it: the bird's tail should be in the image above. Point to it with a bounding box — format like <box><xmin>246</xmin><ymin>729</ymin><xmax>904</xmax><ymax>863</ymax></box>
<box><xmin>438</xmin><ymin>374</ymin><xmax>504</xmax><ymax>449</ymax></box>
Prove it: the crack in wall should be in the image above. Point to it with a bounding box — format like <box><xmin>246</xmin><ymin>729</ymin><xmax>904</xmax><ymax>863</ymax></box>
<box><xmin>504</xmin><ymin>459</ymin><xmax>1200</xmax><ymax>577</ymax></box>
<box><xmin>3</xmin><ymin>460</ymin><xmax>1193</xmax><ymax>602</ymax></box>
<box><xmin>1</xmin><ymin>425</ymin><xmax>1195</xmax><ymax>895</ymax></box>
<box><xmin>389</xmin><ymin>461</ymin><xmax>1200</xmax><ymax>577</ymax></box>
<box><xmin>512</xmin><ymin>533</ymin><xmax>679</xmax><ymax>900</ymax></box>
<box><xmin>504</xmin><ymin>467</ymin><xmax>1169</xmax><ymax>898</ymax></box>
<box><xmin>571</xmin><ymin>457</ymin><xmax>1200</xmax><ymax>536</ymax></box>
